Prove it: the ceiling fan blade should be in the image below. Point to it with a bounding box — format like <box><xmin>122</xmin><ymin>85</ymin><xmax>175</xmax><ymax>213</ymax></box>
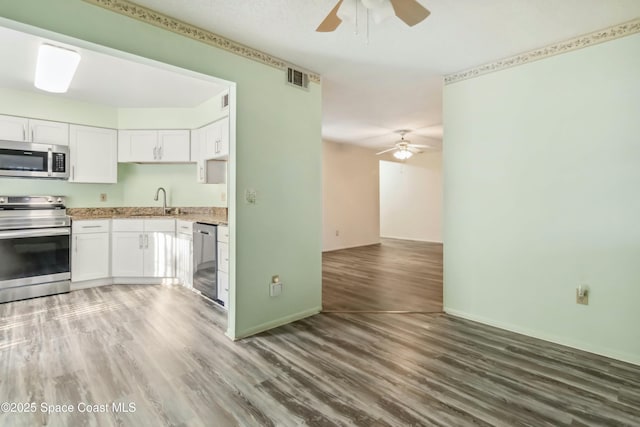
<box><xmin>376</xmin><ymin>147</ymin><xmax>396</xmax><ymax>155</ymax></box>
<box><xmin>389</xmin><ymin>0</ymin><xmax>430</xmax><ymax>27</ymax></box>
<box><xmin>407</xmin><ymin>144</ymin><xmax>430</xmax><ymax>148</ymax></box>
<box><xmin>316</xmin><ymin>0</ymin><xmax>344</xmax><ymax>32</ymax></box>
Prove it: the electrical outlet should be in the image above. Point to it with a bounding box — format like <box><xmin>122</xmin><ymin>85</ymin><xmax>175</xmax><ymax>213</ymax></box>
<box><xmin>576</xmin><ymin>286</ymin><xmax>589</xmax><ymax>305</ymax></box>
<box><xmin>335</xmin><ymin>229</ymin><xmax>340</xmax><ymax>237</ymax></box>
<box><xmin>99</xmin><ymin>193</ymin><xmax>107</xmax><ymax>202</ymax></box>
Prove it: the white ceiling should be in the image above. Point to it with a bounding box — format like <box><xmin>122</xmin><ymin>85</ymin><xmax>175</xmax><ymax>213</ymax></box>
<box><xmin>131</xmin><ymin>0</ymin><xmax>640</xmax><ymax>150</ymax></box>
<box><xmin>0</xmin><ymin>25</ymin><xmax>227</xmax><ymax>108</ymax></box>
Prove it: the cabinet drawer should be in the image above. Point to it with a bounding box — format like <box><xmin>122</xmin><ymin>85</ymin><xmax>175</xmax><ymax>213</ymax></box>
<box><xmin>176</xmin><ymin>220</ymin><xmax>193</xmax><ymax>235</ymax></box>
<box><xmin>217</xmin><ymin>241</ymin><xmax>229</xmax><ymax>273</ymax></box>
<box><xmin>72</xmin><ymin>219</ymin><xmax>110</xmax><ymax>234</ymax></box>
<box><xmin>217</xmin><ymin>225</ymin><xmax>229</xmax><ymax>243</ymax></box>
<box><xmin>112</xmin><ymin>219</ymin><xmax>144</xmax><ymax>232</ymax></box>
<box><xmin>144</xmin><ymin>219</ymin><xmax>175</xmax><ymax>232</ymax></box>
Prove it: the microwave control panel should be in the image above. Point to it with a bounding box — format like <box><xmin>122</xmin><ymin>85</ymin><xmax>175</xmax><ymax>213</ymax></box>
<box><xmin>52</xmin><ymin>153</ymin><xmax>66</xmax><ymax>172</ymax></box>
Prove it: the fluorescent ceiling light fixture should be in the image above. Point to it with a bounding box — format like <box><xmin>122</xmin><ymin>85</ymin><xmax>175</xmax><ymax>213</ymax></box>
<box><xmin>34</xmin><ymin>44</ymin><xmax>81</xmax><ymax>93</ymax></box>
<box><xmin>393</xmin><ymin>149</ymin><xmax>413</xmax><ymax>160</ymax></box>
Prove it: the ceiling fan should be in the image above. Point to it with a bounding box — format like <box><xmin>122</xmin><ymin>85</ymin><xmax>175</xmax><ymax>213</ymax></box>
<box><xmin>376</xmin><ymin>131</ymin><xmax>429</xmax><ymax>160</ymax></box>
<box><xmin>316</xmin><ymin>0</ymin><xmax>430</xmax><ymax>32</ymax></box>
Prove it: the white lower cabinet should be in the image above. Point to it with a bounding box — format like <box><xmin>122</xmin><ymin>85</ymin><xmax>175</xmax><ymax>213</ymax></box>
<box><xmin>71</xmin><ymin>220</ymin><xmax>110</xmax><ymax>282</ymax></box>
<box><xmin>176</xmin><ymin>220</ymin><xmax>194</xmax><ymax>288</ymax></box>
<box><xmin>217</xmin><ymin>225</ymin><xmax>229</xmax><ymax>307</ymax></box>
<box><xmin>111</xmin><ymin>219</ymin><xmax>176</xmax><ymax>278</ymax></box>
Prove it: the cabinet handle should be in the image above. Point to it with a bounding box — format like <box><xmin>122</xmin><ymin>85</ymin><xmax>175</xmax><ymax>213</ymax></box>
<box><xmin>75</xmin><ymin>235</ymin><xmax>78</xmax><ymax>253</ymax></box>
<box><xmin>144</xmin><ymin>234</ymin><xmax>149</xmax><ymax>248</ymax></box>
<box><xmin>200</xmin><ymin>166</ymin><xmax>204</xmax><ymax>180</ymax></box>
<box><xmin>81</xmin><ymin>225</ymin><xmax>102</xmax><ymax>229</ymax></box>
<box><xmin>22</xmin><ymin>125</ymin><xmax>26</xmax><ymax>141</ymax></box>
<box><xmin>153</xmin><ymin>147</ymin><xmax>157</xmax><ymax>160</ymax></box>
<box><xmin>159</xmin><ymin>145</ymin><xmax>163</xmax><ymax>159</ymax></box>
<box><xmin>31</xmin><ymin>128</ymin><xmax>34</xmax><ymax>142</ymax></box>
<box><xmin>71</xmin><ymin>165</ymin><xmax>75</xmax><ymax>181</ymax></box>
<box><xmin>139</xmin><ymin>234</ymin><xmax>143</xmax><ymax>249</ymax></box>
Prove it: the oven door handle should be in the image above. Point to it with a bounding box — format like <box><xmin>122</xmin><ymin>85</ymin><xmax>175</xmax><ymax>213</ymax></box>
<box><xmin>0</xmin><ymin>228</ymin><xmax>71</xmax><ymax>239</ymax></box>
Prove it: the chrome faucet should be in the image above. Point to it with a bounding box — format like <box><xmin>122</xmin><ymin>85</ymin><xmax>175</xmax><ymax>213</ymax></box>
<box><xmin>154</xmin><ymin>187</ymin><xmax>170</xmax><ymax>216</ymax></box>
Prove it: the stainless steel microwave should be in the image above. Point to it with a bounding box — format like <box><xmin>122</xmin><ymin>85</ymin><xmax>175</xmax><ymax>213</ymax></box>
<box><xmin>0</xmin><ymin>140</ymin><xmax>69</xmax><ymax>179</ymax></box>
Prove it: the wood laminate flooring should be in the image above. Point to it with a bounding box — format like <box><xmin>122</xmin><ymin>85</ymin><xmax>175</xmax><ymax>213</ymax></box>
<box><xmin>323</xmin><ymin>238</ymin><xmax>443</xmax><ymax>312</ymax></box>
<box><xmin>1</xmin><ymin>285</ymin><xmax>639</xmax><ymax>426</ymax></box>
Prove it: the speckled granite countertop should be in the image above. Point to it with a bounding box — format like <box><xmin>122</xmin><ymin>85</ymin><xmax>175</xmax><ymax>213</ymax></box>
<box><xmin>67</xmin><ymin>207</ymin><xmax>228</xmax><ymax>225</ymax></box>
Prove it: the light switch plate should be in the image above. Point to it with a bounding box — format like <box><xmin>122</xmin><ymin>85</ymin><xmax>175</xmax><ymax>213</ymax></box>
<box><xmin>270</xmin><ymin>282</ymin><xmax>282</xmax><ymax>297</ymax></box>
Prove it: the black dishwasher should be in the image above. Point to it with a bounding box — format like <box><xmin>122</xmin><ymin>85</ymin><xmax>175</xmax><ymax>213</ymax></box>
<box><xmin>193</xmin><ymin>223</ymin><xmax>217</xmax><ymax>300</ymax></box>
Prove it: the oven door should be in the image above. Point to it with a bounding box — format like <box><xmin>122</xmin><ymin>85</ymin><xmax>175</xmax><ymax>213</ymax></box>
<box><xmin>0</xmin><ymin>228</ymin><xmax>70</xmax><ymax>290</ymax></box>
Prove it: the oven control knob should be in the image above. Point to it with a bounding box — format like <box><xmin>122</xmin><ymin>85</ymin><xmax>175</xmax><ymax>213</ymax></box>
<box><xmin>47</xmin><ymin>198</ymin><xmax>53</xmax><ymax>203</ymax></box>
<box><xmin>0</xmin><ymin>197</ymin><xmax>5</xmax><ymax>203</ymax></box>
<box><xmin>57</xmin><ymin>197</ymin><xmax>63</xmax><ymax>203</ymax></box>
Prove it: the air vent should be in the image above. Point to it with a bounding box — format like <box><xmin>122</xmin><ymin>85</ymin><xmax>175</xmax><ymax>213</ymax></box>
<box><xmin>286</xmin><ymin>67</ymin><xmax>309</xmax><ymax>90</ymax></box>
<box><xmin>221</xmin><ymin>93</ymin><xmax>229</xmax><ymax>109</ymax></box>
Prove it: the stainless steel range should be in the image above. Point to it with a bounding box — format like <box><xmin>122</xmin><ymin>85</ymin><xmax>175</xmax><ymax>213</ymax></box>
<box><xmin>0</xmin><ymin>196</ymin><xmax>71</xmax><ymax>303</ymax></box>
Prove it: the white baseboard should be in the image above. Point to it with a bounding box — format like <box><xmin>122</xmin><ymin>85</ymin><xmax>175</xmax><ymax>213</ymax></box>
<box><xmin>322</xmin><ymin>241</ymin><xmax>380</xmax><ymax>252</ymax></box>
<box><xmin>229</xmin><ymin>306</ymin><xmax>321</xmax><ymax>340</ymax></box>
<box><xmin>70</xmin><ymin>278</ymin><xmax>113</xmax><ymax>291</ymax></box>
<box><xmin>112</xmin><ymin>277</ymin><xmax>179</xmax><ymax>285</ymax></box>
<box><xmin>444</xmin><ymin>307</ymin><xmax>640</xmax><ymax>366</ymax></box>
<box><xmin>380</xmin><ymin>235</ymin><xmax>443</xmax><ymax>244</ymax></box>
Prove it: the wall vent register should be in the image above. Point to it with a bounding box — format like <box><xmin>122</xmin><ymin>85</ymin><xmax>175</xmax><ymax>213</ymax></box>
<box><xmin>286</xmin><ymin>67</ymin><xmax>310</xmax><ymax>90</ymax></box>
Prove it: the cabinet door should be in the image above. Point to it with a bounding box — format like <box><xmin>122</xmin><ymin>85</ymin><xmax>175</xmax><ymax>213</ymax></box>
<box><xmin>144</xmin><ymin>232</ymin><xmax>175</xmax><ymax>277</ymax></box>
<box><xmin>0</xmin><ymin>115</ymin><xmax>28</xmax><ymax>142</ymax></box>
<box><xmin>214</xmin><ymin>116</ymin><xmax>229</xmax><ymax>159</ymax></box>
<box><xmin>158</xmin><ymin>130</ymin><xmax>190</xmax><ymax>162</ymax></box>
<box><xmin>126</xmin><ymin>130</ymin><xmax>157</xmax><ymax>162</ymax></box>
<box><xmin>192</xmin><ymin>128</ymin><xmax>207</xmax><ymax>183</ymax></box>
<box><xmin>217</xmin><ymin>270</ymin><xmax>229</xmax><ymax>308</ymax></box>
<box><xmin>190</xmin><ymin>128</ymin><xmax>201</xmax><ymax>162</ymax></box>
<box><xmin>202</xmin><ymin>121</ymin><xmax>220</xmax><ymax>160</ymax></box>
<box><xmin>217</xmin><ymin>241</ymin><xmax>229</xmax><ymax>273</ymax></box>
<box><xmin>176</xmin><ymin>234</ymin><xmax>193</xmax><ymax>287</ymax></box>
<box><xmin>69</xmin><ymin>125</ymin><xmax>117</xmax><ymax>183</ymax></box>
<box><xmin>112</xmin><ymin>232</ymin><xmax>144</xmax><ymax>277</ymax></box>
<box><xmin>29</xmin><ymin>119</ymin><xmax>69</xmax><ymax>145</ymax></box>
<box><xmin>72</xmin><ymin>233</ymin><xmax>110</xmax><ymax>282</ymax></box>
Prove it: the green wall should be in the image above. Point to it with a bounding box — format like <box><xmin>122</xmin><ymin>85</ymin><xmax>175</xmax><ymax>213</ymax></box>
<box><xmin>443</xmin><ymin>34</ymin><xmax>640</xmax><ymax>365</ymax></box>
<box><xmin>0</xmin><ymin>87</ymin><xmax>226</xmax><ymax>207</ymax></box>
<box><xmin>0</xmin><ymin>0</ymin><xmax>322</xmax><ymax>339</ymax></box>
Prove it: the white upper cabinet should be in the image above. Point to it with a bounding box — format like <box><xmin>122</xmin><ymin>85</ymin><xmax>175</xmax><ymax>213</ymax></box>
<box><xmin>217</xmin><ymin>116</ymin><xmax>229</xmax><ymax>159</ymax></box>
<box><xmin>29</xmin><ymin>119</ymin><xmax>69</xmax><ymax>146</ymax></box>
<box><xmin>192</xmin><ymin>125</ymin><xmax>226</xmax><ymax>184</ymax></box>
<box><xmin>69</xmin><ymin>125</ymin><xmax>118</xmax><ymax>183</ymax></box>
<box><xmin>0</xmin><ymin>115</ymin><xmax>29</xmax><ymax>141</ymax></box>
<box><xmin>0</xmin><ymin>115</ymin><xmax>68</xmax><ymax>145</ymax></box>
<box><xmin>118</xmin><ymin>129</ymin><xmax>189</xmax><ymax>163</ymax></box>
<box><xmin>201</xmin><ymin>116</ymin><xmax>229</xmax><ymax>160</ymax></box>
<box><xmin>158</xmin><ymin>130</ymin><xmax>190</xmax><ymax>162</ymax></box>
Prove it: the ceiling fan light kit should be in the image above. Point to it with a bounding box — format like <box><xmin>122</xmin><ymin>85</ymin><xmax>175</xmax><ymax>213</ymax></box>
<box><xmin>376</xmin><ymin>131</ymin><xmax>430</xmax><ymax>159</ymax></box>
<box><xmin>316</xmin><ymin>0</ymin><xmax>430</xmax><ymax>33</ymax></box>
<box><xmin>393</xmin><ymin>149</ymin><xmax>413</xmax><ymax>160</ymax></box>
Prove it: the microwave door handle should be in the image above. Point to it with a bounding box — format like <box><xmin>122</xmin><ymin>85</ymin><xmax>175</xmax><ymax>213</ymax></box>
<box><xmin>47</xmin><ymin>148</ymin><xmax>53</xmax><ymax>177</ymax></box>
